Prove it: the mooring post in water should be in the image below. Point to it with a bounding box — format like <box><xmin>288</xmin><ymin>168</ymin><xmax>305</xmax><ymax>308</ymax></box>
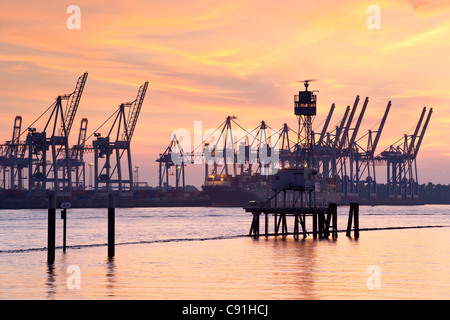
<box><xmin>325</xmin><ymin>209</ymin><xmax>332</xmax><ymax>239</ymax></box>
<box><xmin>264</xmin><ymin>213</ymin><xmax>268</xmax><ymax>237</ymax></box>
<box><xmin>293</xmin><ymin>214</ymin><xmax>299</xmax><ymax>240</ymax></box>
<box><xmin>59</xmin><ymin>202</ymin><xmax>71</xmax><ymax>254</ymax></box>
<box><xmin>347</xmin><ymin>202</ymin><xmax>359</xmax><ymax>238</ymax></box>
<box><xmin>47</xmin><ymin>193</ymin><xmax>56</xmax><ymax>264</ymax></box>
<box><xmin>61</xmin><ymin>208</ymin><xmax>67</xmax><ymax>253</ymax></box>
<box><xmin>354</xmin><ymin>203</ymin><xmax>359</xmax><ymax>239</ymax></box>
<box><xmin>346</xmin><ymin>204</ymin><xmax>353</xmax><ymax>237</ymax></box>
<box><xmin>249</xmin><ymin>212</ymin><xmax>260</xmax><ymax>238</ymax></box>
<box><xmin>329</xmin><ymin>203</ymin><xmax>338</xmax><ymax>240</ymax></box>
<box><xmin>108</xmin><ymin>193</ymin><xmax>115</xmax><ymax>257</ymax></box>
<box><xmin>274</xmin><ymin>213</ymin><xmax>278</xmax><ymax>236</ymax></box>
<box><xmin>318</xmin><ymin>210</ymin><xmax>324</xmax><ymax>239</ymax></box>
<box><xmin>313</xmin><ymin>208</ymin><xmax>318</xmax><ymax>239</ymax></box>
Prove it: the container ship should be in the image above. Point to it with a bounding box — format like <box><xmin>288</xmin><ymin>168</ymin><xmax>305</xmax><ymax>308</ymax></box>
<box><xmin>202</xmin><ymin>174</ymin><xmax>271</xmax><ymax>207</ymax></box>
<box><xmin>202</xmin><ymin>171</ymin><xmax>341</xmax><ymax>207</ymax></box>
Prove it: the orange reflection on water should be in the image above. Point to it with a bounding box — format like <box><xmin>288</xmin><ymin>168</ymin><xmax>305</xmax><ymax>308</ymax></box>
<box><xmin>1</xmin><ymin>227</ymin><xmax>449</xmax><ymax>299</ymax></box>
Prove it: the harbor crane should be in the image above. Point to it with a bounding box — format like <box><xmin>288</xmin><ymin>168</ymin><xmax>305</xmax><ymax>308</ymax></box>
<box><xmin>93</xmin><ymin>81</ymin><xmax>148</xmax><ymax>195</ymax></box>
<box><xmin>0</xmin><ymin>116</ymin><xmax>27</xmax><ymax>189</ymax></box>
<box><xmin>380</xmin><ymin>107</ymin><xmax>432</xmax><ymax>200</ymax></box>
<box><xmin>66</xmin><ymin>118</ymin><xmax>88</xmax><ymax>190</ymax></box>
<box><xmin>26</xmin><ymin>72</ymin><xmax>88</xmax><ymax>195</ymax></box>
<box><xmin>156</xmin><ymin>134</ymin><xmax>185</xmax><ymax>192</ymax></box>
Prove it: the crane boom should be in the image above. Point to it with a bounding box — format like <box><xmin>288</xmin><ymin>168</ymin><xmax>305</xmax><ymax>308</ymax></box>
<box><xmin>413</xmin><ymin>107</ymin><xmax>432</xmax><ymax>158</ymax></box>
<box><xmin>71</xmin><ymin>118</ymin><xmax>88</xmax><ymax>161</ymax></box>
<box><xmin>7</xmin><ymin>116</ymin><xmax>22</xmax><ymax>157</ymax></box>
<box><xmin>337</xmin><ymin>96</ymin><xmax>359</xmax><ymax>153</ymax></box>
<box><xmin>317</xmin><ymin>103</ymin><xmax>335</xmax><ymax>147</ymax></box>
<box><xmin>333</xmin><ymin>105</ymin><xmax>350</xmax><ymax>149</ymax></box>
<box><xmin>125</xmin><ymin>81</ymin><xmax>149</xmax><ymax>142</ymax></box>
<box><xmin>11</xmin><ymin>116</ymin><xmax>22</xmax><ymax>146</ymax></box>
<box><xmin>371</xmin><ymin>101</ymin><xmax>391</xmax><ymax>155</ymax></box>
<box><xmin>407</xmin><ymin>107</ymin><xmax>426</xmax><ymax>156</ymax></box>
<box><xmin>348</xmin><ymin>97</ymin><xmax>368</xmax><ymax>151</ymax></box>
<box><xmin>63</xmin><ymin>72</ymin><xmax>88</xmax><ymax>137</ymax></box>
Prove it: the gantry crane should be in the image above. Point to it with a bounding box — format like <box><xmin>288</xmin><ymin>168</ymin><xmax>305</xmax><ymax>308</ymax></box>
<box><xmin>361</xmin><ymin>101</ymin><xmax>391</xmax><ymax>197</ymax></box>
<box><xmin>277</xmin><ymin>123</ymin><xmax>294</xmax><ymax>169</ymax></box>
<box><xmin>56</xmin><ymin>118</ymin><xmax>88</xmax><ymax>190</ymax></box>
<box><xmin>0</xmin><ymin>116</ymin><xmax>27</xmax><ymax>189</ymax></box>
<box><xmin>26</xmin><ymin>72</ymin><xmax>88</xmax><ymax>195</ymax></box>
<box><xmin>70</xmin><ymin>118</ymin><xmax>88</xmax><ymax>189</ymax></box>
<box><xmin>313</xmin><ymin>103</ymin><xmax>335</xmax><ymax>179</ymax></box>
<box><xmin>346</xmin><ymin>96</ymin><xmax>369</xmax><ymax>197</ymax></box>
<box><xmin>380</xmin><ymin>106</ymin><xmax>432</xmax><ymax>200</ymax></box>
<box><xmin>93</xmin><ymin>81</ymin><xmax>148</xmax><ymax>195</ymax></box>
<box><xmin>156</xmin><ymin>134</ymin><xmax>185</xmax><ymax>192</ymax></box>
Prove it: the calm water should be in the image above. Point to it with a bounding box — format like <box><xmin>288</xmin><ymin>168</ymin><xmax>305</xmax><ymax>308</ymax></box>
<box><xmin>0</xmin><ymin>205</ymin><xmax>449</xmax><ymax>299</ymax></box>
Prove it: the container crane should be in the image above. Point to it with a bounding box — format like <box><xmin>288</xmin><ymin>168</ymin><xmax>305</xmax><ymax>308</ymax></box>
<box><xmin>346</xmin><ymin>97</ymin><xmax>369</xmax><ymax>197</ymax></box>
<box><xmin>156</xmin><ymin>134</ymin><xmax>185</xmax><ymax>192</ymax></box>
<box><xmin>380</xmin><ymin>106</ymin><xmax>432</xmax><ymax>200</ymax></box>
<box><xmin>0</xmin><ymin>116</ymin><xmax>27</xmax><ymax>189</ymax></box>
<box><xmin>26</xmin><ymin>72</ymin><xmax>88</xmax><ymax>195</ymax></box>
<box><xmin>317</xmin><ymin>103</ymin><xmax>335</xmax><ymax>148</ymax></box>
<box><xmin>313</xmin><ymin>103</ymin><xmax>335</xmax><ymax>179</ymax></box>
<box><xmin>71</xmin><ymin>118</ymin><xmax>88</xmax><ymax>189</ymax></box>
<box><xmin>362</xmin><ymin>101</ymin><xmax>391</xmax><ymax>197</ymax></box>
<box><xmin>93</xmin><ymin>81</ymin><xmax>148</xmax><ymax>195</ymax></box>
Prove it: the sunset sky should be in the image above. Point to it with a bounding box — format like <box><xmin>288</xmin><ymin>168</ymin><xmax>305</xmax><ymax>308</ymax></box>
<box><xmin>1</xmin><ymin>0</ymin><xmax>449</xmax><ymax>188</ymax></box>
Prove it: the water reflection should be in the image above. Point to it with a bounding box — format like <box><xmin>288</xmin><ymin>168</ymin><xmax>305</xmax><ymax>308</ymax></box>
<box><xmin>46</xmin><ymin>262</ymin><xmax>56</xmax><ymax>299</ymax></box>
<box><xmin>268</xmin><ymin>238</ymin><xmax>319</xmax><ymax>299</ymax></box>
<box><xmin>106</xmin><ymin>257</ymin><xmax>116</xmax><ymax>298</ymax></box>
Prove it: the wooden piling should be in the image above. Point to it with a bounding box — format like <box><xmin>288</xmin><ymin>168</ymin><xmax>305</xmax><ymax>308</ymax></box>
<box><xmin>61</xmin><ymin>208</ymin><xmax>67</xmax><ymax>253</ymax></box>
<box><xmin>346</xmin><ymin>204</ymin><xmax>353</xmax><ymax>237</ymax></box>
<box><xmin>264</xmin><ymin>213</ymin><xmax>268</xmax><ymax>237</ymax></box>
<box><xmin>325</xmin><ymin>209</ymin><xmax>331</xmax><ymax>239</ymax></box>
<box><xmin>302</xmin><ymin>212</ymin><xmax>307</xmax><ymax>239</ymax></box>
<box><xmin>318</xmin><ymin>211</ymin><xmax>324</xmax><ymax>239</ymax></box>
<box><xmin>313</xmin><ymin>208</ymin><xmax>318</xmax><ymax>239</ymax></box>
<box><xmin>244</xmin><ymin>202</ymin><xmax>353</xmax><ymax>241</ymax></box>
<box><xmin>354</xmin><ymin>203</ymin><xmax>359</xmax><ymax>239</ymax></box>
<box><xmin>347</xmin><ymin>202</ymin><xmax>359</xmax><ymax>238</ymax></box>
<box><xmin>108</xmin><ymin>193</ymin><xmax>115</xmax><ymax>257</ymax></box>
<box><xmin>47</xmin><ymin>194</ymin><xmax>56</xmax><ymax>264</ymax></box>
<box><xmin>293</xmin><ymin>214</ymin><xmax>305</xmax><ymax>240</ymax></box>
<box><xmin>249</xmin><ymin>214</ymin><xmax>254</xmax><ymax>236</ymax></box>
<box><xmin>329</xmin><ymin>203</ymin><xmax>338</xmax><ymax>240</ymax></box>
<box><xmin>249</xmin><ymin>212</ymin><xmax>260</xmax><ymax>238</ymax></box>
<box><xmin>293</xmin><ymin>215</ymin><xmax>299</xmax><ymax>240</ymax></box>
<box><xmin>274</xmin><ymin>213</ymin><xmax>278</xmax><ymax>236</ymax></box>
<box><xmin>300</xmin><ymin>214</ymin><xmax>306</xmax><ymax>239</ymax></box>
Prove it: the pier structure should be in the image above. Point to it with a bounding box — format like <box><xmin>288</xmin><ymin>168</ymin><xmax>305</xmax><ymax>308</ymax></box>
<box><xmin>245</xmin><ymin>168</ymin><xmax>339</xmax><ymax>240</ymax></box>
<box><xmin>245</xmin><ymin>81</ymin><xmax>362</xmax><ymax>240</ymax></box>
<box><xmin>246</xmin><ymin>81</ymin><xmax>338</xmax><ymax>239</ymax></box>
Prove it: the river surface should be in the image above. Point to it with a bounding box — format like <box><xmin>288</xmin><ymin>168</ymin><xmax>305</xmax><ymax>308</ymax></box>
<box><xmin>0</xmin><ymin>205</ymin><xmax>449</xmax><ymax>299</ymax></box>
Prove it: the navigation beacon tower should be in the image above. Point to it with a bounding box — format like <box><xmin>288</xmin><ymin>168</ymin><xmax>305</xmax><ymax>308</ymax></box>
<box><xmin>294</xmin><ymin>80</ymin><xmax>317</xmax><ymax>168</ymax></box>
